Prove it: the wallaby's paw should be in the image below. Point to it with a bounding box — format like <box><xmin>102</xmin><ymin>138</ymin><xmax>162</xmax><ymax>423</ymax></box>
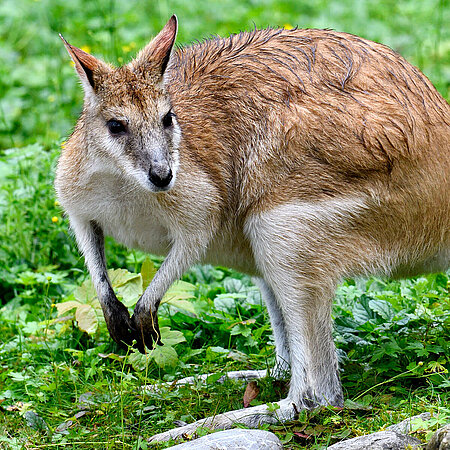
<box><xmin>104</xmin><ymin>300</ymin><xmax>135</xmax><ymax>349</ymax></box>
<box><xmin>148</xmin><ymin>399</ymin><xmax>298</xmax><ymax>443</ymax></box>
<box><xmin>131</xmin><ymin>302</ymin><xmax>162</xmax><ymax>353</ymax></box>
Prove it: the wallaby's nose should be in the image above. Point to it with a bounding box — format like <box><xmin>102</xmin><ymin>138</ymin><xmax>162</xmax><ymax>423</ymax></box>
<box><xmin>148</xmin><ymin>167</ymin><xmax>173</xmax><ymax>189</ymax></box>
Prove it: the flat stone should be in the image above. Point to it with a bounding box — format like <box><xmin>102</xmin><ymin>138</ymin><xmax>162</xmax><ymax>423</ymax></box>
<box><xmin>327</xmin><ymin>430</ymin><xmax>422</xmax><ymax>450</ymax></box>
<box><xmin>386</xmin><ymin>413</ymin><xmax>431</xmax><ymax>434</ymax></box>
<box><xmin>427</xmin><ymin>424</ymin><xmax>450</xmax><ymax>450</ymax></box>
<box><xmin>166</xmin><ymin>429</ymin><xmax>283</xmax><ymax>449</ymax></box>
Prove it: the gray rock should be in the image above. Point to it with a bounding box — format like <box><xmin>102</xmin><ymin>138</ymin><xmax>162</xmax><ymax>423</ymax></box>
<box><xmin>327</xmin><ymin>430</ymin><xmax>422</xmax><ymax>450</ymax></box>
<box><xmin>166</xmin><ymin>429</ymin><xmax>283</xmax><ymax>449</ymax></box>
<box><xmin>427</xmin><ymin>424</ymin><xmax>450</xmax><ymax>450</ymax></box>
<box><xmin>387</xmin><ymin>413</ymin><xmax>431</xmax><ymax>434</ymax></box>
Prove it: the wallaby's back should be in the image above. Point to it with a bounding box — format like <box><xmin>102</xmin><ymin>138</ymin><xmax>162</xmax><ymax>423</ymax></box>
<box><xmin>164</xmin><ymin>28</ymin><xmax>449</xmax><ymax>274</ymax></box>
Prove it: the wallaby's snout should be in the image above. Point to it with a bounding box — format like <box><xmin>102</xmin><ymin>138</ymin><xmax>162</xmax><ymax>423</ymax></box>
<box><xmin>148</xmin><ymin>161</ymin><xmax>173</xmax><ymax>189</ymax></box>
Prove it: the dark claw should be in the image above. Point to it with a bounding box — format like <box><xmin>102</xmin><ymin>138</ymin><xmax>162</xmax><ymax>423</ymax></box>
<box><xmin>102</xmin><ymin>299</ymin><xmax>135</xmax><ymax>349</ymax></box>
<box><xmin>131</xmin><ymin>301</ymin><xmax>163</xmax><ymax>353</ymax></box>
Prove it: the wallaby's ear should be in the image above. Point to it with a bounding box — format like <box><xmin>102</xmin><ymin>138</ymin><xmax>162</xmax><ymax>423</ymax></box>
<box><xmin>130</xmin><ymin>15</ymin><xmax>178</xmax><ymax>80</ymax></box>
<box><xmin>59</xmin><ymin>34</ymin><xmax>110</xmax><ymax>93</ymax></box>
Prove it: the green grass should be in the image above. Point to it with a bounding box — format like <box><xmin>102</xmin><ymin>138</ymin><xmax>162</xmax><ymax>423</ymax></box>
<box><xmin>0</xmin><ymin>0</ymin><xmax>449</xmax><ymax>448</ymax></box>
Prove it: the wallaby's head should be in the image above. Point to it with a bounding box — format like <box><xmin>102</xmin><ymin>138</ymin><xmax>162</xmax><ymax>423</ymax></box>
<box><xmin>61</xmin><ymin>16</ymin><xmax>179</xmax><ymax>192</ymax></box>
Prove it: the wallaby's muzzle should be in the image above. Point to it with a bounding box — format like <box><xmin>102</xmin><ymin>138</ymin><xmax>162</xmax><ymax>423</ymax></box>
<box><xmin>148</xmin><ymin>165</ymin><xmax>173</xmax><ymax>189</ymax></box>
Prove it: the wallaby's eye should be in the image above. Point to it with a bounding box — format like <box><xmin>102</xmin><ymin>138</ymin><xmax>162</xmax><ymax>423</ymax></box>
<box><xmin>107</xmin><ymin>119</ymin><xmax>127</xmax><ymax>135</ymax></box>
<box><xmin>162</xmin><ymin>111</ymin><xmax>175</xmax><ymax>129</ymax></box>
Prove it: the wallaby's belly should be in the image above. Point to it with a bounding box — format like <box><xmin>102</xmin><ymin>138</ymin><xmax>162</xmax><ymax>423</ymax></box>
<box><xmin>204</xmin><ymin>237</ymin><xmax>258</xmax><ymax>276</ymax></box>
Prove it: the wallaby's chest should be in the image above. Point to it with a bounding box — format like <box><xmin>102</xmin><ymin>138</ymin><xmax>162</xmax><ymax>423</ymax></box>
<box><xmin>100</xmin><ymin>206</ymin><xmax>171</xmax><ymax>256</ymax></box>
<box><xmin>75</xmin><ymin>175</ymin><xmax>172</xmax><ymax>256</ymax></box>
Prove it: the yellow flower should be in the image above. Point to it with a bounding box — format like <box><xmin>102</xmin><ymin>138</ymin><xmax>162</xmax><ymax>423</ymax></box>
<box><xmin>122</xmin><ymin>42</ymin><xmax>137</xmax><ymax>52</ymax></box>
<box><xmin>81</xmin><ymin>45</ymin><xmax>91</xmax><ymax>54</ymax></box>
<box><xmin>52</xmin><ymin>216</ymin><xmax>58</xmax><ymax>223</ymax></box>
<box><xmin>284</xmin><ymin>23</ymin><xmax>294</xmax><ymax>30</ymax></box>
<box><xmin>61</xmin><ymin>141</ymin><xmax>66</xmax><ymax>149</ymax></box>
<box><xmin>54</xmin><ymin>200</ymin><xmax>60</xmax><ymax>207</ymax></box>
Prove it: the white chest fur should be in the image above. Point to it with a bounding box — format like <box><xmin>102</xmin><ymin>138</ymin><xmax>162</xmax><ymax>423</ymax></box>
<box><xmin>67</xmin><ymin>173</ymin><xmax>172</xmax><ymax>256</ymax></box>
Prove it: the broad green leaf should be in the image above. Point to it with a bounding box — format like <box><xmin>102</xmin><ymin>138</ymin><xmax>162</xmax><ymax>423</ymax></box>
<box><xmin>116</xmin><ymin>277</ymin><xmax>143</xmax><ymax>307</ymax></box>
<box><xmin>0</xmin><ymin>160</ymin><xmax>13</xmax><ymax>180</ymax></box>
<box><xmin>73</xmin><ymin>278</ymin><xmax>97</xmax><ymax>305</ymax></box>
<box><xmin>128</xmin><ymin>327</ymin><xmax>185</xmax><ymax>370</ymax></box>
<box><xmin>369</xmin><ymin>299</ymin><xmax>396</xmax><ymax>320</ymax></box>
<box><xmin>159</xmin><ymin>327</ymin><xmax>186</xmax><ymax>346</ymax></box>
<box><xmin>108</xmin><ymin>268</ymin><xmax>141</xmax><ymax>288</ymax></box>
<box><xmin>64</xmin><ymin>349</ymin><xmax>84</xmax><ymax>358</ymax></box>
<box><xmin>227</xmin><ymin>350</ymin><xmax>248</xmax><ymax>362</ymax></box>
<box><xmin>214</xmin><ymin>294</ymin><xmax>245</xmax><ymax>313</ymax></box>
<box><xmin>151</xmin><ymin>345</ymin><xmax>178</xmax><ymax>368</ymax></box>
<box><xmin>230</xmin><ymin>323</ymin><xmax>252</xmax><ymax>337</ymax></box>
<box><xmin>352</xmin><ymin>295</ymin><xmax>376</xmax><ymax>324</ymax></box>
<box><xmin>162</xmin><ymin>299</ymin><xmax>196</xmax><ymax>314</ymax></box>
<box><xmin>14</xmin><ymin>271</ymin><xmax>46</xmax><ymax>286</ymax></box>
<box><xmin>245</xmin><ymin>288</ymin><xmax>262</xmax><ymax>305</ymax></box>
<box><xmin>223</xmin><ymin>278</ymin><xmax>244</xmax><ymax>293</ymax></box>
<box><xmin>406</xmin><ymin>342</ymin><xmax>424</xmax><ymax>350</ymax></box>
<box><xmin>141</xmin><ymin>257</ymin><xmax>157</xmax><ymax>291</ymax></box>
<box><xmin>208</xmin><ymin>346</ymin><xmax>229</xmax><ymax>354</ymax></box>
<box><xmin>344</xmin><ymin>399</ymin><xmax>372</xmax><ymax>410</ymax></box>
<box><xmin>24</xmin><ymin>411</ymin><xmax>50</xmax><ymax>433</ymax></box>
<box><xmin>9</xmin><ymin>372</ymin><xmax>27</xmax><ymax>382</ymax></box>
<box><xmin>409</xmin><ymin>417</ymin><xmax>432</xmax><ymax>433</ymax></box>
<box><xmin>109</xmin><ymin>268</ymin><xmax>143</xmax><ymax>307</ymax></box>
<box><xmin>97</xmin><ymin>352</ymin><xmax>126</xmax><ymax>362</ymax></box>
<box><xmin>162</xmin><ymin>280</ymin><xmax>196</xmax><ymax>302</ymax></box>
<box><xmin>128</xmin><ymin>351</ymin><xmax>149</xmax><ymax>371</ymax></box>
<box><xmin>56</xmin><ymin>300</ymin><xmax>82</xmax><ymax>316</ymax></box>
<box><xmin>75</xmin><ymin>304</ymin><xmax>98</xmax><ymax>335</ymax></box>
<box><xmin>22</xmin><ymin>321</ymin><xmax>42</xmax><ymax>334</ymax></box>
<box><xmin>206</xmin><ymin>373</ymin><xmax>224</xmax><ymax>384</ymax></box>
<box><xmin>161</xmin><ymin>281</ymin><xmax>196</xmax><ymax>313</ymax></box>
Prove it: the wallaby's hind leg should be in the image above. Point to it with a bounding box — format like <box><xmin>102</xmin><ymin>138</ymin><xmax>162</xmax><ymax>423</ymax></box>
<box><xmin>243</xmin><ymin>201</ymin><xmax>366</xmax><ymax>407</ymax></box>
<box><xmin>265</xmin><ymin>275</ymin><xmax>343</xmax><ymax>407</ymax></box>
<box><xmin>149</xmin><ymin>206</ymin><xmax>348</xmax><ymax>442</ymax></box>
<box><xmin>253</xmin><ymin>278</ymin><xmax>291</xmax><ymax>378</ymax></box>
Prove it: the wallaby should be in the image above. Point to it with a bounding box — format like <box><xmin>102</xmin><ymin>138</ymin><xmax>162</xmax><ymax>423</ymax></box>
<box><xmin>56</xmin><ymin>15</ymin><xmax>449</xmax><ymax>441</ymax></box>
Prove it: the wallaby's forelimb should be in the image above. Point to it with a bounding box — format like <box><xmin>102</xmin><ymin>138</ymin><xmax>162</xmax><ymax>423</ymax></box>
<box><xmin>70</xmin><ymin>219</ymin><xmax>136</xmax><ymax>347</ymax></box>
<box><xmin>132</xmin><ymin>236</ymin><xmax>208</xmax><ymax>350</ymax></box>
